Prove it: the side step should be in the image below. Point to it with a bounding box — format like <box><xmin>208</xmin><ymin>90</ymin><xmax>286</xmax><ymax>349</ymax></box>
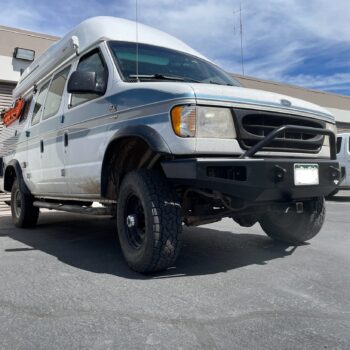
<box><xmin>33</xmin><ymin>201</ymin><xmax>114</xmax><ymax>216</ymax></box>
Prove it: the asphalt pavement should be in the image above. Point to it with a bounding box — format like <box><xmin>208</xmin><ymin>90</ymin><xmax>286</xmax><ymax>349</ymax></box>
<box><xmin>0</xmin><ymin>197</ymin><xmax>349</xmax><ymax>349</ymax></box>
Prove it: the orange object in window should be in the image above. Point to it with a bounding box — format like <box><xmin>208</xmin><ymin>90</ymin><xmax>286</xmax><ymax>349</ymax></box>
<box><xmin>2</xmin><ymin>97</ymin><xmax>25</xmax><ymax>127</ymax></box>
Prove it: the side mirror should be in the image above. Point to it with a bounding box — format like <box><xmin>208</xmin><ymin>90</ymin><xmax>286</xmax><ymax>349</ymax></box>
<box><xmin>67</xmin><ymin>71</ymin><xmax>106</xmax><ymax>95</ymax></box>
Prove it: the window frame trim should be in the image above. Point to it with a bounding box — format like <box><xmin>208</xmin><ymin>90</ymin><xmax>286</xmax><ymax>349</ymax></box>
<box><xmin>31</xmin><ymin>79</ymin><xmax>51</xmax><ymax>127</ymax></box>
<box><xmin>41</xmin><ymin>64</ymin><xmax>72</xmax><ymax>121</ymax></box>
<box><xmin>68</xmin><ymin>47</ymin><xmax>109</xmax><ymax>110</ymax></box>
<box><xmin>19</xmin><ymin>95</ymin><xmax>34</xmax><ymax>124</ymax></box>
<box><xmin>107</xmin><ymin>40</ymin><xmax>241</xmax><ymax>87</ymax></box>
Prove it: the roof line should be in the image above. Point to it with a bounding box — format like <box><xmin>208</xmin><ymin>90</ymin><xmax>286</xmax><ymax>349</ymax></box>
<box><xmin>0</xmin><ymin>25</ymin><xmax>59</xmax><ymax>41</ymax></box>
<box><xmin>233</xmin><ymin>73</ymin><xmax>350</xmax><ymax>100</ymax></box>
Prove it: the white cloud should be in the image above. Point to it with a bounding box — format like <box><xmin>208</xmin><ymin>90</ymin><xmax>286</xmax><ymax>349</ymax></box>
<box><xmin>0</xmin><ymin>0</ymin><xmax>349</xmax><ymax>93</ymax></box>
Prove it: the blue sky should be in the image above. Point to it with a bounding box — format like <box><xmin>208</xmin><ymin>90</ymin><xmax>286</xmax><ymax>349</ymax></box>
<box><xmin>1</xmin><ymin>0</ymin><xmax>349</xmax><ymax>95</ymax></box>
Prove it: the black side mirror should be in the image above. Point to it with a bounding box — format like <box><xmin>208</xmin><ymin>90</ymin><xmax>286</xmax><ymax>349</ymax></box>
<box><xmin>67</xmin><ymin>71</ymin><xmax>106</xmax><ymax>95</ymax></box>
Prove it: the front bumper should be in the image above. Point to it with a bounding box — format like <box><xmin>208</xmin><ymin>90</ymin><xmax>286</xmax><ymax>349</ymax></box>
<box><xmin>161</xmin><ymin>158</ymin><xmax>341</xmax><ymax>202</ymax></box>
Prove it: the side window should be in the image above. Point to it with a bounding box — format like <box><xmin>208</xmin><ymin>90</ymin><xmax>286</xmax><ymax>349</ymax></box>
<box><xmin>71</xmin><ymin>50</ymin><xmax>108</xmax><ymax>108</ymax></box>
<box><xmin>31</xmin><ymin>81</ymin><xmax>50</xmax><ymax>126</ymax></box>
<box><xmin>42</xmin><ymin>66</ymin><xmax>71</xmax><ymax>120</ymax></box>
<box><xmin>19</xmin><ymin>96</ymin><xmax>33</xmax><ymax>123</ymax></box>
<box><xmin>348</xmin><ymin>137</ymin><xmax>350</xmax><ymax>154</ymax></box>
<box><xmin>337</xmin><ymin>137</ymin><xmax>342</xmax><ymax>154</ymax></box>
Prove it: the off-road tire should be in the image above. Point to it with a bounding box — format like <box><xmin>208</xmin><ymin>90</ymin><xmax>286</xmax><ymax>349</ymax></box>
<box><xmin>259</xmin><ymin>197</ymin><xmax>325</xmax><ymax>244</ymax></box>
<box><xmin>11</xmin><ymin>179</ymin><xmax>39</xmax><ymax>228</ymax></box>
<box><xmin>117</xmin><ymin>170</ymin><xmax>182</xmax><ymax>273</ymax></box>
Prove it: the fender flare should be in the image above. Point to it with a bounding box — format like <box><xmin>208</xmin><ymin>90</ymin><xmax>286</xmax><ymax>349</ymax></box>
<box><xmin>107</xmin><ymin>125</ymin><xmax>171</xmax><ymax>154</ymax></box>
<box><xmin>4</xmin><ymin>159</ymin><xmax>31</xmax><ymax>195</ymax></box>
<box><xmin>101</xmin><ymin>125</ymin><xmax>172</xmax><ymax>197</ymax></box>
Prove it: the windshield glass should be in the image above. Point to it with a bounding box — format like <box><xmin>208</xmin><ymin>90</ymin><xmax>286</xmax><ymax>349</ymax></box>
<box><xmin>109</xmin><ymin>41</ymin><xmax>240</xmax><ymax>86</ymax></box>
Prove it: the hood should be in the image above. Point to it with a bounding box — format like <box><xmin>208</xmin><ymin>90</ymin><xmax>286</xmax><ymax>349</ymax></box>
<box><xmin>187</xmin><ymin>84</ymin><xmax>335</xmax><ymax>123</ymax></box>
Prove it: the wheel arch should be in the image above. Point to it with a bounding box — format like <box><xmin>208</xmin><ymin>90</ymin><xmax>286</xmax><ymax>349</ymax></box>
<box><xmin>4</xmin><ymin>159</ymin><xmax>31</xmax><ymax>195</ymax></box>
<box><xmin>101</xmin><ymin>125</ymin><xmax>171</xmax><ymax>199</ymax></box>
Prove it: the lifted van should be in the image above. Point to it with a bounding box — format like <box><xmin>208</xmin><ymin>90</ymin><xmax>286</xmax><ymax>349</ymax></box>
<box><xmin>0</xmin><ymin>17</ymin><xmax>341</xmax><ymax>273</ymax></box>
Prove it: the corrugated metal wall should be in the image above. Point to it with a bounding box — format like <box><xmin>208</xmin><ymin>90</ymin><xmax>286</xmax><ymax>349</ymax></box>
<box><xmin>0</xmin><ymin>192</ymin><xmax>11</xmax><ymax>216</ymax></box>
<box><xmin>0</xmin><ymin>83</ymin><xmax>14</xmax><ymax>215</ymax></box>
<box><xmin>0</xmin><ymin>121</ymin><xmax>17</xmax><ymax>155</ymax></box>
<box><xmin>0</xmin><ymin>82</ymin><xmax>15</xmax><ymax>110</ymax></box>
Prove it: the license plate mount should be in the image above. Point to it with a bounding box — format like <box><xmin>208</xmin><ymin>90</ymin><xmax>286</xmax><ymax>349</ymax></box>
<box><xmin>294</xmin><ymin>164</ymin><xmax>319</xmax><ymax>186</ymax></box>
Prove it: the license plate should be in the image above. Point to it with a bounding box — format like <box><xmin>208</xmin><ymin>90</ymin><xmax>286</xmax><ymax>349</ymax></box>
<box><xmin>294</xmin><ymin>164</ymin><xmax>319</xmax><ymax>186</ymax></box>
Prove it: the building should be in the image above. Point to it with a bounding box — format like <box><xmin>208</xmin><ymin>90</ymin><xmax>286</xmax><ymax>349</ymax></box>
<box><xmin>234</xmin><ymin>74</ymin><xmax>350</xmax><ymax>133</ymax></box>
<box><xmin>0</xmin><ymin>24</ymin><xmax>349</xmax><ymax>131</ymax></box>
<box><xmin>0</xmin><ymin>25</ymin><xmax>58</xmax><ymax>110</ymax></box>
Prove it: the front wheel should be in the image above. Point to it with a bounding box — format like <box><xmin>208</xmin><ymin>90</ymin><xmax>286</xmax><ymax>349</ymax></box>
<box><xmin>11</xmin><ymin>179</ymin><xmax>39</xmax><ymax>228</ymax></box>
<box><xmin>259</xmin><ymin>198</ymin><xmax>325</xmax><ymax>244</ymax></box>
<box><xmin>117</xmin><ymin>170</ymin><xmax>183</xmax><ymax>273</ymax></box>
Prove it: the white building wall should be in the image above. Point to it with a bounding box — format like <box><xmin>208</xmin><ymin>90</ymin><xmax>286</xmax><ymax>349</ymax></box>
<box><xmin>0</xmin><ymin>55</ymin><xmax>31</xmax><ymax>83</ymax></box>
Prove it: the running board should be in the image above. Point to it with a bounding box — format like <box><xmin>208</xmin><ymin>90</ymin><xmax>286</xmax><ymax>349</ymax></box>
<box><xmin>33</xmin><ymin>201</ymin><xmax>114</xmax><ymax>216</ymax></box>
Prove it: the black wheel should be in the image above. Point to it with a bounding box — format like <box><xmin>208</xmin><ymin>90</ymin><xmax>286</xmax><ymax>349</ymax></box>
<box><xmin>11</xmin><ymin>179</ymin><xmax>39</xmax><ymax>228</ymax></box>
<box><xmin>117</xmin><ymin>170</ymin><xmax>182</xmax><ymax>273</ymax></box>
<box><xmin>259</xmin><ymin>198</ymin><xmax>325</xmax><ymax>244</ymax></box>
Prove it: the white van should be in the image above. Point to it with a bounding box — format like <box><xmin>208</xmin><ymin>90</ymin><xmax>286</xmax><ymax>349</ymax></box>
<box><xmin>334</xmin><ymin>133</ymin><xmax>350</xmax><ymax>192</ymax></box>
<box><xmin>0</xmin><ymin>17</ymin><xmax>341</xmax><ymax>273</ymax></box>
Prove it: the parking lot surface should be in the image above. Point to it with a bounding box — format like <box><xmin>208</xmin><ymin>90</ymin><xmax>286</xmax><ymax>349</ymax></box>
<box><xmin>0</xmin><ymin>198</ymin><xmax>349</xmax><ymax>349</ymax></box>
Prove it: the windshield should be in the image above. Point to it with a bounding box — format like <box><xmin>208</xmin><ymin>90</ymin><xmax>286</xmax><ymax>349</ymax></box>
<box><xmin>109</xmin><ymin>41</ymin><xmax>240</xmax><ymax>86</ymax></box>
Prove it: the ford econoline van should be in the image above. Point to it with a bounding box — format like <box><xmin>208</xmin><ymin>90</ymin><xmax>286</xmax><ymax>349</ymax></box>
<box><xmin>0</xmin><ymin>17</ymin><xmax>341</xmax><ymax>272</ymax></box>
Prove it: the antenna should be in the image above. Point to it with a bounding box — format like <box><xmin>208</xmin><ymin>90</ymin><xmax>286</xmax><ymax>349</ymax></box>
<box><xmin>239</xmin><ymin>3</ymin><xmax>245</xmax><ymax>76</ymax></box>
<box><xmin>135</xmin><ymin>0</ymin><xmax>140</xmax><ymax>82</ymax></box>
<box><xmin>233</xmin><ymin>3</ymin><xmax>245</xmax><ymax>76</ymax></box>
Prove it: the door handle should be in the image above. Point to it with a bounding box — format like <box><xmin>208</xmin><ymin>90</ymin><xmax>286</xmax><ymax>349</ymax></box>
<box><xmin>64</xmin><ymin>133</ymin><xmax>69</xmax><ymax>147</ymax></box>
<box><xmin>40</xmin><ymin>140</ymin><xmax>44</xmax><ymax>153</ymax></box>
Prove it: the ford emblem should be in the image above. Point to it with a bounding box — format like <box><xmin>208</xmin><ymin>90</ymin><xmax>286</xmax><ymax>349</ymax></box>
<box><xmin>281</xmin><ymin>99</ymin><xmax>292</xmax><ymax>107</ymax></box>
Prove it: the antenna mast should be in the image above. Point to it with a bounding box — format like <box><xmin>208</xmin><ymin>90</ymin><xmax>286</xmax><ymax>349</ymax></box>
<box><xmin>239</xmin><ymin>2</ymin><xmax>245</xmax><ymax>76</ymax></box>
<box><xmin>234</xmin><ymin>3</ymin><xmax>245</xmax><ymax>76</ymax></box>
<box><xmin>135</xmin><ymin>0</ymin><xmax>140</xmax><ymax>81</ymax></box>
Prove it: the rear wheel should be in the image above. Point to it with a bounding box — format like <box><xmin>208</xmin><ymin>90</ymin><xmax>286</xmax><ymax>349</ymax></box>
<box><xmin>259</xmin><ymin>198</ymin><xmax>325</xmax><ymax>244</ymax></box>
<box><xmin>117</xmin><ymin>170</ymin><xmax>183</xmax><ymax>273</ymax></box>
<box><xmin>11</xmin><ymin>179</ymin><xmax>39</xmax><ymax>228</ymax></box>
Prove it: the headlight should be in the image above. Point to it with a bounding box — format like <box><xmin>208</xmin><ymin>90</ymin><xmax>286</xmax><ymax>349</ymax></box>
<box><xmin>171</xmin><ymin>105</ymin><xmax>196</xmax><ymax>137</ymax></box>
<box><xmin>171</xmin><ymin>105</ymin><xmax>236</xmax><ymax>139</ymax></box>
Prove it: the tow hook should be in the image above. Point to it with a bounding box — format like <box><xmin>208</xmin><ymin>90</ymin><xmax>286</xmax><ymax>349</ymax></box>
<box><xmin>285</xmin><ymin>202</ymin><xmax>304</xmax><ymax>214</ymax></box>
<box><xmin>295</xmin><ymin>202</ymin><xmax>304</xmax><ymax>214</ymax></box>
<box><xmin>329</xmin><ymin>165</ymin><xmax>341</xmax><ymax>185</ymax></box>
<box><xmin>274</xmin><ymin>165</ymin><xmax>287</xmax><ymax>183</ymax></box>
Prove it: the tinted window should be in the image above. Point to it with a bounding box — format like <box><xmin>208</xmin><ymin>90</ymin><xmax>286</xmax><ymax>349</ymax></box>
<box><xmin>32</xmin><ymin>81</ymin><xmax>50</xmax><ymax>126</ymax></box>
<box><xmin>43</xmin><ymin>66</ymin><xmax>70</xmax><ymax>120</ymax></box>
<box><xmin>19</xmin><ymin>96</ymin><xmax>33</xmax><ymax>123</ymax></box>
<box><xmin>109</xmin><ymin>41</ymin><xmax>240</xmax><ymax>86</ymax></box>
<box><xmin>337</xmin><ymin>137</ymin><xmax>342</xmax><ymax>154</ymax></box>
<box><xmin>71</xmin><ymin>51</ymin><xmax>107</xmax><ymax>107</ymax></box>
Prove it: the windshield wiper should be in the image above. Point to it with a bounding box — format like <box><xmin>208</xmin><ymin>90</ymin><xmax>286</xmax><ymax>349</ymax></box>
<box><xmin>128</xmin><ymin>74</ymin><xmax>201</xmax><ymax>83</ymax></box>
<box><xmin>209</xmin><ymin>80</ymin><xmax>234</xmax><ymax>86</ymax></box>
